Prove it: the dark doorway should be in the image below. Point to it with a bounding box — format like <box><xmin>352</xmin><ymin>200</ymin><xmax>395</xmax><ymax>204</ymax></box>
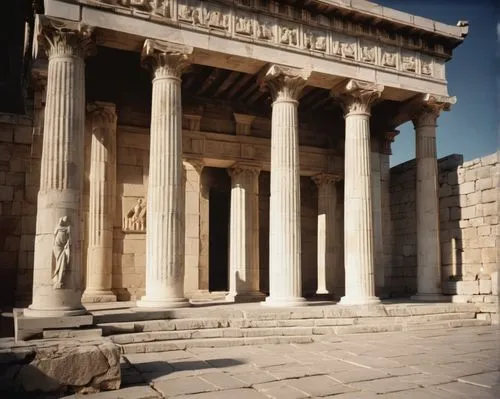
<box><xmin>208</xmin><ymin>186</ymin><xmax>230</xmax><ymax>292</ymax></box>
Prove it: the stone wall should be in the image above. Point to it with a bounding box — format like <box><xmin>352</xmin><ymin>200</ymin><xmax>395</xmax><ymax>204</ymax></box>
<box><xmin>389</xmin><ymin>152</ymin><xmax>499</xmax><ymax>297</ymax></box>
<box><xmin>0</xmin><ymin>114</ymin><xmax>33</xmax><ymax>310</ymax></box>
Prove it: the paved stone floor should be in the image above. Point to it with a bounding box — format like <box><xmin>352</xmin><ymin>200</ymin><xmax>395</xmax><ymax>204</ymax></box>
<box><xmin>65</xmin><ymin>326</ymin><xmax>499</xmax><ymax>399</ymax></box>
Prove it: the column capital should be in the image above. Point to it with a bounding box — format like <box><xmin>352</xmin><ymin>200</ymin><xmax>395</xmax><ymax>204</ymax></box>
<box><xmin>311</xmin><ymin>173</ymin><xmax>341</xmax><ymax>187</ymax></box>
<box><xmin>381</xmin><ymin>130</ymin><xmax>399</xmax><ymax>155</ymax></box>
<box><xmin>259</xmin><ymin>64</ymin><xmax>311</xmax><ymax>102</ymax></box>
<box><xmin>183</xmin><ymin>158</ymin><xmax>205</xmax><ymax>174</ymax></box>
<box><xmin>87</xmin><ymin>102</ymin><xmax>117</xmax><ymax>127</ymax></box>
<box><xmin>34</xmin><ymin>15</ymin><xmax>95</xmax><ymax>59</ymax></box>
<box><xmin>412</xmin><ymin>94</ymin><xmax>456</xmax><ymax>128</ymax></box>
<box><xmin>332</xmin><ymin>79</ymin><xmax>384</xmax><ymax>117</ymax></box>
<box><xmin>228</xmin><ymin>162</ymin><xmax>261</xmax><ymax>178</ymax></box>
<box><xmin>141</xmin><ymin>39</ymin><xmax>193</xmax><ymax>79</ymax></box>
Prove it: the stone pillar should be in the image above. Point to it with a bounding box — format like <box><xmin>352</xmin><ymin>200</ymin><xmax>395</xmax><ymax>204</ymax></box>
<box><xmin>371</xmin><ymin>136</ymin><xmax>384</xmax><ymax>295</ymax></box>
<box><xmin>260</xmin><ymin>65</ymin><xmax>310</xmax><ymax>307</ymax></box>
<box><xmin>137</xmin><ymin>39</ymin><xmax>193</xmax><ymax>308</ymax></box>
<box><xmin>227</xmin><ymin>164</ymin><xmax>264</xmax><ymax>302</ymax></box>
<box><xmin>335</xmin><ymin>79</ymin><xmax>383</xmax><ymax>305</ymax></box>
<box><xmin>82</xmin><ymin>102</ymin><xmax>117</xmax><ymax>303</ymax></box>
<box><xmin>412</xmin><ymin>94</ymin><xmax>455</xmax><ymax>301</ymax></box>
<box><xmin>25</xmin><ymin>17</ymin><xmax>94</xmax><ymax>317</ymax></box>
<box><xmin>312</xmin><ymin>173</ymin><xmax>339</xmax><ymax>296</ymax></box>
<box><xmin>183</xmin><ymin>158</ymin><xmax>204</xmax><ymax>296</ymax></box>
<box><xmin>380</xmin><ymin>130</ymin><xmax>398</xmax><ymax>296</ymax></box>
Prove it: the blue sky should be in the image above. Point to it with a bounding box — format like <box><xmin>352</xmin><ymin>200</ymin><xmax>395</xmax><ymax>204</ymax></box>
<box><xmin>375</xmin><ymin>0</ymin><xmax>498</xmax><ymax>166</ymax></box>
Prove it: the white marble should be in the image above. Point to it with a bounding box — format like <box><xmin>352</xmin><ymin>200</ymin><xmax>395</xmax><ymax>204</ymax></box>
<box><xmin>312</xmin><ymin>174</ymin><xmax>340</xmax><ymax>296</ymax></box>
<box><xmin>25</xmin><ymin>17</ymin><xmax>94</xmax><ymax>317</ymax></box>
<box><xmin>227</xmin><ymin>164</ymin><xmax>264</xmax><ymax>302</ymax></box>
<box><xmin>336</xmin><ymin>79</ymin><xmax>383</xmax><ymax>306</ymax></box>
<box><xmin>261</xmin><ymin>65</ymin><xmax>310</xmax><ymax>307</ymax></box>
<box><xmin>82</xmin><ymin>102</ymin><xmax>117</xmax><ymax>303</ymax></box>
<box><xmin>137</xmin><ymin>39</ymin><xmax>193</xmax><ymax>308</ymax></box>
<box><xmin>412</xmin><ymin>95</ymin><xmax>455</xmax><ymax>301</ymax></box>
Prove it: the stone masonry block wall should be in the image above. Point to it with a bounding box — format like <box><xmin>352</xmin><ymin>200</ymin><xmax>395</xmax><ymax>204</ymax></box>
<box><xmin>0</xmin><ymin>114</ymin><xmax>34</xmax><ymax>310</ymax></box>
<box><xmin>389</xmin><ymin>152</ymin><xmax>499</xmax><ymax>296</ymax></box>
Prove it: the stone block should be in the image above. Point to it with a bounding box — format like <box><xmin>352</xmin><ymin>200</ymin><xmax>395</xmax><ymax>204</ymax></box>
<box><xmin>481</xmin><ymin>202</ymin><xmax>496</xmax><ymax>217</ymax></box>
<box><xmin>479</xmin><ymin>279</ymin><xmax>492</xmax><ymax>295</ymax></box>
<box><xmin>476</xmin><ymin>177</ymin><xmax>493</xmax><ymax>191</ymax></box>
<box><xmin>491</xmin><ymin>271</ymin><xmax>498</xmax><ymax>295</ymax></box>
<box><xmin>480</xmin><ymin>152</ymin><xmax>498</xmax><ymax>166</ymax></box>
<box><xmin>0</xmin><ymin>185</ymin><xmax>14</xmax><ymax>201</ymax></box>
<box><xmin>0</xmin><ymin>339</ymin><xmax>120</xmax><ymax>394</ymax></box>
<box><xmin>476</xmin><ymin>313</ymin><xmax>491</xmax><ymax>322</ymax></box>
<box><xmin>460</xmin><ymin>181</ymin><xmax>475</xmax><ymax>194</ymax></box>
<box><xmin>439</xmin><ymin>184</ymin><xmax>452</xmax><ymax>197</ymax></box>
<box><xmin>14</xmin><ymin>312</ymin><xmax>93</xmax><ymax>341</ymax></box>
<box><xmin>481</xmin><ymin>188</ymin><xmax>496</xmax><ymax>203</ymax></box>
<box><xmin>477</xmin><ymin>226</ymin><xmax>491</xmax><ymax>236</ymax></box>
<box><xmin>466</xmin><ymin>191</ymin><xmax>481</xmax><ymax>206</ymax></box>
<box><xmin>462</xmin><ymin>227</ymin><xmax>477</xmax><ymax>239</ymax></box>
<box><xmin>456</xmin><ymin>280</ymin><xmax>479</xmax><ymax>295</ymax></box>
<box><xmin>14</xmin><ymin>126</ymin><xmax>33</xmax><ymax>145</ymax></box>
<box><xmin>449</xmin><ymin>207</ymin><xmax>461</xmax><ymax>220</ymax></box>
<box><xmin>461</xmin><ymin>205</ymin><xmax>477</xmax><ymax>219</ymax></box>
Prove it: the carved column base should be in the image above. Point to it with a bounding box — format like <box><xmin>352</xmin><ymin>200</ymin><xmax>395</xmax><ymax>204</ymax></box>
<box><xmin>226</xmin><ymin>291</ymin><xmax>266</xmax><ymax>303</ymax></box>
<box><xmin>81</xmin><ymin>291</ymin><xmax>117</xmax><ymax>303</ymax></box>
<box><xmin>23</xmin><ymin>306</ymin><xmax>87</xmax><ymax>318</ymax></box>
<box><xmin>339</xmin><ymin>296</ymin><xmax>381</xmax><ymax>306</ymax></box>
<box><xmin>136</xmin><ymin>296</ymin><xmax>190</xmax><ymax>308</ymax></box>
<box><xmin>262</xmin><ymin>297</ymin><xmax>308</xmax><ymax>308</ymax></box>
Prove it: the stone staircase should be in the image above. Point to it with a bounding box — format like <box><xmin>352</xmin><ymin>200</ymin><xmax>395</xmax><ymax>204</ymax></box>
<box><xmin>85</xmin><ymin>302</ymin><xmax>490</xmax><ymax>354</ymax></box>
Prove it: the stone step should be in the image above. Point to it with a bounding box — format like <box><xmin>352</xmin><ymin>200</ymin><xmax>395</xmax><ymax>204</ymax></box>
<box><xmin>98</xmin><ymin>311</ymin><xmax>477</xmax><ymax>336</ymax></box>
<box><xmin>403</xmin><ymin>318</ymin><xmax>490</xmax><ymax>331</ymax></box>
<box><xmin>42</xmin><ymin>327</ymin><xmax>103</xmax><ymax>339</ymax></box>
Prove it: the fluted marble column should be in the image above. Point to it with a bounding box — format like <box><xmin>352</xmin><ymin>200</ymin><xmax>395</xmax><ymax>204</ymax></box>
<box><xmin>335</xmin><ymin>79</ymin><xmax>383</xmax><ymax>305</ymax></box>
<box><xmin>261</xmin><ymin>65</ymin><xmax>310</xmax><ymax>307</ymax></box>
<box><xmin>137</xmin><ymin>39</ymin><xmax>193</xmax><ymax>308</ymax></box>
<box><xmin>379</xmin><ymin>130</ymin><xmax>398</xmax><ymax>297</ymax></box>
<box><xmin>312</xmin><ymin>174</ymin><xmax>340</xmax><ymax>296</ymax></box>
<box><xmin>412</xmin><ymin>94</ymin><xmax>456</xmax><ymax>301</ymax></box>
<box><xmin>227</xmin><ymin>164</ymin><xmax>264</xmax><ymax>302</ymax></box>
<box><xmin>25</xmin><ymin>16</ymin><xmax>94</xmax><ymax>317</ymax></box>
<box><xmin>82</xmin><ymin>102</ymin><xmax>117</xmax><ymax>303</ymax></box>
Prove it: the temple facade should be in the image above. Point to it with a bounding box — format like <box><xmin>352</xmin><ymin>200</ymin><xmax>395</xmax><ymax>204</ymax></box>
<box><xmin>3</xmin><ymin>0</ymin><xmax>482</xmax><ymax>317</ymax></box>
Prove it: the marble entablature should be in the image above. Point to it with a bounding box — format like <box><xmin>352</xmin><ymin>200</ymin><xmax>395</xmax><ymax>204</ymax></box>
<box><xmin>80</xmin><ymin>0</ymin><xmax>448</xmax><ymax>81</ymax></box>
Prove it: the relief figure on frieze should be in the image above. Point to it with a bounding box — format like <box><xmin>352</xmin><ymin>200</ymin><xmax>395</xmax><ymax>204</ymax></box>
<box><xmin>304</xmin><ymin>30</ymin><xmax>326</xmax><ymax>52</ymax></box>
<box><xmin>279</xmin><ymin>26</ymin><xmax>298</xmax><ymax>46</ymax></box>
<box><xmin>402</xmin><ymin>55</ymin><xmax>416</xmax><ymax>72</ymax></box>
<box><xmin>52</xmin><ymin>216</ymin><xmax>71</xmax><ymax>289</ymax></box>
<box><xmin>235</xmin><ymin>15</ymin><xmax>253</xmax><ymax>35</ymax></box>
<box><xmin>421</xmin><ymin>57</ymin><xmax>432</xmax><ymax>76</ymax></box>
<box><xmin>382</xmin><ymin>49</ymin><xmax>397</xmax><ymax>67</ymax></box>
<box><xmin>257</xmin><ymin>20</ymin><xmax>273</xmax><ymax>40</ymax></box>
<box><xmin>361</xmin><ymin>46</ymin><xmax>375</xmax><ymax>63</ymax></box>
<box><xmin>205</xmin><ymin>9</ymin><xmax>229</xmax><ymax>29</ymax></box>
<box><xmin>149</xmin><ymin>0</ymin><xmax>170</xmax><ymax>18</ymax></box>
<box><xmin>341</xmin><ymin>42</ymin><xmax>356</xmax><ymax>59</ymax></box>
<box><xmin>178</xmin><ymin>2</ymin><xmax>202</xmax><ymax>25</ymax></box>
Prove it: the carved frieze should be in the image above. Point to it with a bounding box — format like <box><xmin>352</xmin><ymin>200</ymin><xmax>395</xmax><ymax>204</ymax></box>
<box><xmin>304</xmin><ymin>29</ymin><xmax>327</xmax><ymax>52</ymax></box>
<box><xmin>279</xmin><ymin>25</ymin><xmax>299</xmax><ymax>47</ymax></box>
<box><xmin>235</xmin><ymin>13</ymin><xmax>254</xmax><ymax>36</ymax></box>
<box><xmin>87</xmin><ymin>0</ymin><xmax>444</xmax><ymax>81</ymax></box>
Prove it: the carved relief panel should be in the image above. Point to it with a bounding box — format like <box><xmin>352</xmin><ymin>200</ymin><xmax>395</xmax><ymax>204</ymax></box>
<box><xmin>235</xmin><ymin>12</ymin><xmax>254</xmax><ymax>36</ymax></box>
<box><xmin>123</xmin><ymin>197</ymin><xmax>147</xmax><ymax>233</ymax></box>
<box><xmin>420</xmin><ymin>55</ymin><xmax>433</xmax><ymax>76</ymax></box>
<box><xmin>333</xmin><ymin>34</ymin><xmax>356</xmax><ymax>60</ymax></box>
<box><xmin>401</xmin><ymin>51</ymin><xmax>417</xmax><ymax>73</ymax></box>
<box><xmin>256</xmin><ymin>15</ymin><xmax>275</xmax><ymax>42</ymax></box>
<box><xmin>381</xmin><ymin>46</ymin><xmax>398</xmax><ymax>69</ymax></box>
<box><xmin>177</xmin><ymin>0</ymin><xmax>203</xmax><ymax>25</ymax></box>
<box><xmin>278</xmin><ymin>24</ymin><xmax>300</xmax><ymax>47</ymax></box>
<box><xmin>204</xmin><ymin>2</ymin><xmax>230</xmax><ymax>30</ymax></box>
<box><xmin>360</xmin><ymin>40</ymin><xmax>377</xmax><ymax>64</ymax></box>
<box><xmin>303</xmin><ymin>29</ymin><xmax>327</xmax><ymax>52</ymax></box>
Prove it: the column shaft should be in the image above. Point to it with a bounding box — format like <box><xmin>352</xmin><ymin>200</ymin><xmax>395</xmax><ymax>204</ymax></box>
<box><xmin>335</xmin><ymin>79</ymin><xmax>383</xmax><ymax>305</ymax></box>
<box><xmin>261</xmin><ymin>65</ymin><xmax>310</xmax><ymax>307</ymax></box>
<box><xmin>82</xmin><ymin>103</ymin><xmax>117</xmax><ymax>302</ymax></box>
<box><xmin>313</xmin><ymin>175</ymin><xmax>338</xmax><ymax>296</ymax></box>
<box><xmin>25</xmin><ymin>20</ymin><xmax>93</xmax><ymax>317</ymax></box>
<box><xmin>137</xmin><ymin>39</ymin><xmax>192</xmax><ymax>308</ymax></box>
<box><xmin>414</xmin><ymin>118</ymin><xmax>441</xmax><ymax>299</ymax></box>
<box><xmin>227</xmin><ymin>166</ymin><xmax>264</xmax><ymax>301</ymax></box>
<box><xmin>371</xmin><ymin>148</ymin><xmax>384</xmax><ymax>294</ymax></box>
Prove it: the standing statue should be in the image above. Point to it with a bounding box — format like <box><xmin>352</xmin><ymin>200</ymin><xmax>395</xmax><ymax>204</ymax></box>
<box><xmin>52</xmin><ymin>216</ymin><xmax>71</xmax><ymax>289</ymax></box>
